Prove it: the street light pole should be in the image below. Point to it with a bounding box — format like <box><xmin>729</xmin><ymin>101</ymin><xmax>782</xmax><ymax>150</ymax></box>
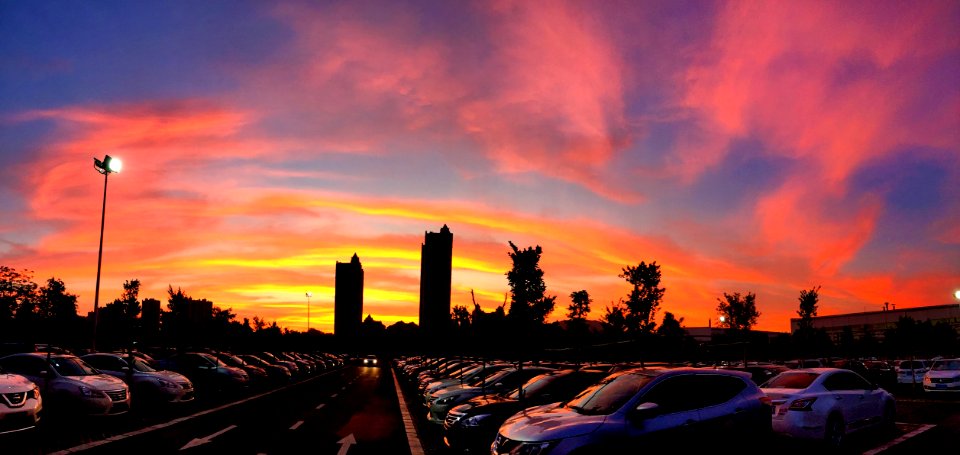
<box><xmin>92</xmin><ymin>155</ymin><xmax>121</xmax><ymax>351</ymax></box>
<box><xmin>306</xmin><ymin>292</ymin><xmax>313</xmax><ymax>333</ymax></box>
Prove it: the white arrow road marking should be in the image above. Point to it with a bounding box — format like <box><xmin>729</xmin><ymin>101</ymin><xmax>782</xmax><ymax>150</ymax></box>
<box><xmin>180</xmin><ymin>425</ymin><xmax>237</xmax><ymax>450</ymax></box>
<box><xmin>289</xmin><ymin>420</ymin><xmax>304</xmax><ymax>430</ymax></box>
<box><xmin>316</xmin><ymin>403</ymin><xmax>325</xmax><ymax>409</ymax></box>
<box><xmin>331</xmin><ymin>393</ymin><xmax>338</xmax><ymax>398</ymax></box>
<box><xmin>336</xmin><ymin>434</ymin><xmax>356</xmax><ymax>455</ymax></box>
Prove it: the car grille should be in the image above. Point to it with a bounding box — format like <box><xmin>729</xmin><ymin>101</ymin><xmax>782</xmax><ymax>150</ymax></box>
<box><xmin>105</xmin><ymin>389</ymin><xmax>127</xmax><ymax>402</ymax></box>
<box><xmin>930</xmin><ymin>377</ymin><xmax>957</xmax><ymax>384</ymax></box>
<box><xmin>179</xmin><ymin>382</ymin><xmax>193</xmax><ymax>390</ymax></box>
<box><xmin>491</xmin><ymin>433</ymin><xmax>521</xmax><ymax>454</ymax></box>
<box><xmin>444</xmin><ymin>410</ymin><xmax>464</xmax><ymax>429</ymax></box>
<box><xmin>2</xmin><ymin>392</ymin><xmax>27</xmax><ymax>407</ymax></box>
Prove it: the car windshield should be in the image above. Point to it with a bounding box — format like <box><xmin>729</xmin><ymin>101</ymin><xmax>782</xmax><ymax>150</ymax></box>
<box><xmin>761</xmin><ymin>372</ymin><xmax>819</xmax><ymax>389</ymax></box>
<box><xmin>507</xmin><ymin>373</ymin><xmax>558</xmax><ymax>400</ymax></box>
<box><xmin>932</xmin><ymin>359</ymin><xmax>960</xmax><ymax>371</ymax></box>
<box><xmin>124</xmin><ymin>356</ymin><xmax>157</xmax><ymax>372</ymax></box>
<box><xmin>565</xmin><ymin>371</ymin><xmax>655</xmax><ymax>415</ymax></box>
<box><xmin>50</xmin><ymin>356</ymin><xmax>99</xmax><ymax>376</ymax></box>
<box><xmin>478</xmin><ymin>368</ymin><xmax>515</xmax><ymax>386</ymax></box>
<box><xmin>469</xmin><ymin>367</ymin><xmax>509</xmax><ymax>386</ymax></box>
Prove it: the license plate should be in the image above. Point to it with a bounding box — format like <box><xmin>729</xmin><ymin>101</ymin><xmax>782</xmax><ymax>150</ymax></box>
<box><xmin>936</xmin><ymin>384</ymin><xmax>947</xmax><ymax>389</ymax></box>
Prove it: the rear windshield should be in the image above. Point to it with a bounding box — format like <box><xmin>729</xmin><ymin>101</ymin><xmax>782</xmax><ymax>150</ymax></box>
<box><xmin>761</xmin><ymin>372</ymin><xmax>819</xmax><ymax>389</ymax></box>
<box><xmin>899</xmin><ymin>361</ymin><xmax>925</xmax><ymax>370</ymax></box>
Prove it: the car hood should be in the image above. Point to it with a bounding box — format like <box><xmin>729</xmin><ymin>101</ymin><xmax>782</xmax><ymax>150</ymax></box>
<box><xmin>436</xmin><ymin>385</ymin><xmax>486</xmax><ymax>398</ymax></box>
<box><xmin>72</xmin><ymin>374</ymin><xmax>127</xmax><ymax>390</ymax></box>
<box><xmin>926</xmin><ymin>370</ymin><xmax>960</xmax><ymax>379</ymax></box>
<box><xmin>152</xmin><ymin>370</ymin><xmax>191</xmax><ymax>383</ymax></box>
<box><xmin>0</xmin><ymin>373</ymin><xmax>36</xmax><ymax>392</ymax></box>
<box><xmin>499</xmin><ymin>403</ymin><xmax>605</xmax><ymax>442</ymax></box>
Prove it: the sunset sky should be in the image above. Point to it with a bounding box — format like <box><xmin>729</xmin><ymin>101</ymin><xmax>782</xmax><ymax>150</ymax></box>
<box><xmin>1</xmin><ymin>0</ymin><xmax>957</xmax><ymax>334</ymax></box>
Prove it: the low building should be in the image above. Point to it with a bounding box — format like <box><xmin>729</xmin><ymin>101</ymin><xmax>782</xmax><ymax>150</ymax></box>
<box><xmin>789</xmin><ymin>303</ymin><xmax>960</xmax><ymax>341</ymax></box>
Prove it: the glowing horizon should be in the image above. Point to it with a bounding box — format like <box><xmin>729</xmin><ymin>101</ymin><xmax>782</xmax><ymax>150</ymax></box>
<box><xmin>1</xmin><ymin>0</ymin><xmax>957</xmax><ymax>334</ymax></box>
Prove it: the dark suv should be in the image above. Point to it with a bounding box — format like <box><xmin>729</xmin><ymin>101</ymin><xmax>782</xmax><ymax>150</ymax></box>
<box><xmin>492</xmin><ymin>368</ymin><xmax>772</xmax><ymax>454</ymax></box>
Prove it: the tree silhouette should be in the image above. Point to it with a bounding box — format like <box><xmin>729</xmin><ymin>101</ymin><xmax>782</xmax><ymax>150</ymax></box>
<box><xmin>602</xmin><ymin>301</ymin><xmax>627</xmax><ymax>336</ymax></box>
<box><xmin>619</xmin><ymin>261</ymin><xmax>665</xmax><ymax>335</ymax></box>
<box><xmin>567</xmin><ymin>290</ymin><xmax>591</xmax><ymax>321</ymax></box>
<box><xmin>36</xmin><ymin>277</ymin><xmax>78</xmax><ymax>321</ymax></box>
<box><xmin>505</xmin><ymin>241</ymin><xmax>555</xmax><ymax>326</ymax></box>
<box><xmin>452</xmin><ymin>305</ymin><xmax>471</xmax><ymax>330</ymax></box>
<box><xmin>657</xmin><ymin>312</ymin><xmax>685</xmax><ymax>339</ymax></box>
<box><xmin>796</xmin><ymin>285</ymin><xmax>821</xmax><ymax>330</ymax></box>
<box><xmin>716</xmin><ymin>292</ymin><xmax>760</xmax><ymax>332</ymax></box>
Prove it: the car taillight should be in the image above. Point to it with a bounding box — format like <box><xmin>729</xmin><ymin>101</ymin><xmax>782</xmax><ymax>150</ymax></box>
<box><xmin>788</xmin><ymin>397</ymin><xmax>816</xmax><ymax>411</ymax></box>
<box><xmin>759</xmin><ymin>396</ymin><xmax>772</xmax><ymax>406</ymax></box>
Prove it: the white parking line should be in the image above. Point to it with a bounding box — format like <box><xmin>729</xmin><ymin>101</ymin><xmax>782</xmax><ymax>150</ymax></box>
<box><xmin>391</xmin><ymin>367</ymin><xmax>425</xmax><ymax>455</ymax></box>
<box><xmin>289</xmin><ymin>420</ymin><xmax>304</xmax><ymax>430</ymax></box>
<box><xmin>316</xmin><ymin>403</ymin><xmax>325</xmax><ymax>409</ymax></box>
<box><xmin>331</xmin><ymin>393</ymin><xmax>338</xmax><ymax>398</ymax></box>
<box><xmin>862</xmin><ymin>423</ymin><xmax>936</xmax><ymax>455</ymax></box>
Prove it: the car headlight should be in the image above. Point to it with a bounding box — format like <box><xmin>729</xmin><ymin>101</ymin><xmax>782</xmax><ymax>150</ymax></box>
<box><xmin>78</xmin><ymin>386</ymin><xmax>102</xmax><ymax>398</ymax></box>
<box><xmin>508</xmin><ymin>440</ymin><xmax>557</xmax><ymax>455</ymax></box>
<box><xmin>461</xmin><ymin>413</ymin><xmax>491</xmax><ymax>427</ymax></box>
<box><xmin>158</xmin><ymin>378</ymin><xmax>179</xmax><ymax>388</ymax></box>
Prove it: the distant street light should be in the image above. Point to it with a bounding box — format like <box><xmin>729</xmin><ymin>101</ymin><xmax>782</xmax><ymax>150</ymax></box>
<box><xmin>306</xmin><ymin>292</ymin><xmax>313</xmax><ymax>332</ymax></box>
<box><xmin>718</xmin><ymin>315</ymin><xmax>726</xmax><ymax>326</ymax></box>
<box><xmin>92</xmin><ymin>155</ymin><xmax>121</xmax><ymax>351</ymax></box>
<box><xmin>954</xmin><ymin>290</ymin><xmax>960</xmax><ymax>301</ymax></box>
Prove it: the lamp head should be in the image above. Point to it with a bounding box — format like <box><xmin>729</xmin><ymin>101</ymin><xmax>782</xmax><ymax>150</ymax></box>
<box><xmin>93</xmin><ymin>155</ymin><xmax>122</xmax><ymax>174</ymax></box>
<box><xmin>306</xmin><ymin>292</ymin><xmax>313</xmax><ymax>298</ymax></box>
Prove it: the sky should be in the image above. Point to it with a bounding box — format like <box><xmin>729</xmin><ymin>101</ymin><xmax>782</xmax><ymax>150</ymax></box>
<box><xmin>1</xmin><ymin>0</ymin><xmax>958</xmax><ymax>334</ymax></box>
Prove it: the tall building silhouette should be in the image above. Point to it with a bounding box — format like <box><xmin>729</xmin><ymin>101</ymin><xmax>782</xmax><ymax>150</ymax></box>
<box><xmin>335</xmin><ymin>253</ymin><xmax>364</xmax><ymax>337</ymax></box>
<box><xmin>419</xmin><ymin>224</ymin><xmax>453</xmax><ymax>337</ymax></box>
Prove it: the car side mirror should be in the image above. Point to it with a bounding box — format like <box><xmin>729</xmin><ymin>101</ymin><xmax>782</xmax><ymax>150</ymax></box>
<box><xmin>630</xmin><ymin>402</ymin><xmax>660</xmax><ymax>420</ymax></box>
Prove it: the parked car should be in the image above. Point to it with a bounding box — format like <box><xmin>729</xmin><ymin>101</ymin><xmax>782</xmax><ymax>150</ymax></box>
<box><xmin>427</xmin><ymin>367</ymin><xmax>554</xmax><ymax>425</ymax></box>
<box><xmin>761</xmin><ymin>368</ymin><xmax>895</xmax><ymax>447</ymax></box>
<box><xmin>422</xmin><ymin>363</ymin><xmax>512</xmax><ymax>397</ymax></box>
<box><xmin>237</xmin><ymin>354</ymin><xmax>292</xmax><ymax>382</ymax></box>
<box><xmin>492</xmin><ymin>368</ymin><xmax>772</xmax><ymax>454</ymax></box>
<box><xmin>444</xmin><ymin>368</ymin><xmax>608</xmax><ymax>452</ymax></box>
<box><xmin>923</xmin><ymin>358</ymin><xmax>960</xmax><ymax>392</ymax></box>
<box><xmin>0</xmin><ymin>366</ymin><xmax>42</xmax><ymax>434</ymax></box>
<box><xmin>259</xmin><ymin>352</ymin><xmax>299</xmax><ymax>377</ymax></box>
<box><xmin>209</xmin><ymin>352</ymin><xmax>269</xmax><ymax>385</ymax></box>
<box><xmin>897</xmin><ymin>359</ymin><xmax>930</xmax><ymax>385</ymax></box>
<box><xmin>81</xmin><ymin>352</ymin><xmax>194</xmax><ymax>406</ymax></box>
<box><xmin>154</xmin><ymin>352</ymin><xmax>249</xmax><ymax>394</ymax></box>
<box><xmin>0</xmin><ymin>353</ymin><xmax>130</xmax><ymax>416</ymax></box>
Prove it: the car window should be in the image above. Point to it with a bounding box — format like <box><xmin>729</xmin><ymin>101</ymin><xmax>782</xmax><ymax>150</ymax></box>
<box><xmin>566</xmin><ymin>371</ymin><xmax>656</xmax><ymax>415</ymax></box>
<box><xmin>762</xmin><ymin>371</ymin><xmax>818</xmax><ymax>389</ymax></box>
<box><xmin>823</xmin><ymin>371</ymin><xmax>871</xmax><ymax>391</ymax></box>
<box><xmin>0</xmin><ymin>356</ymin><xmax>45</xmax><ymax>376</ymax></box>
<box><xmin>696</xmin><ymin>375</ymin><xmax>748</xmax><ymax>407</ymax></box>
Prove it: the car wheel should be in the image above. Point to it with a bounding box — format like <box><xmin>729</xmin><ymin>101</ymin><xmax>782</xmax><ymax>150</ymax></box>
<box><xmin>824</xmin><ymin>414</ymin><xmax>845</xmax><ymax>448</ymax></box>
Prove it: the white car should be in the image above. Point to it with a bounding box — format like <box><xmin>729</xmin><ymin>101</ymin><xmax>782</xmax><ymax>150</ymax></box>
<box><xmin>0</xmin><ymin>353</ymin><xmax>131</xmax><ymax>416</ymax></box>
<box><xmin>896</xmin><ymin>359</ymin><xmax>929</xmax><ymax>384</ymax></box>
<box><xmin>923</xmin><ymin>358</ymin><xmax>960</xmax><ymax>392</ymax></box>
<box><xmin>761</xmin><ymin>368</ymin><xmax>895</xmax><ymax>447</ymax></box>
<box><xmin>0</xmin><ymin>368</ymin><xmax>42</xmax><ymax>434</ymax></box>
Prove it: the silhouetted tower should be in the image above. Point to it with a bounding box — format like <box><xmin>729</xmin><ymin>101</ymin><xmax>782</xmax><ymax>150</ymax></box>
<box><xmin>335</xmin><ymin>253</ymin><xmax>364</xmax><ymax>338</ymax></box>
<box><xmin>419</xmin><ymin>225</ymin><xmax>453</xmax><ymax>337</ymax></box>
